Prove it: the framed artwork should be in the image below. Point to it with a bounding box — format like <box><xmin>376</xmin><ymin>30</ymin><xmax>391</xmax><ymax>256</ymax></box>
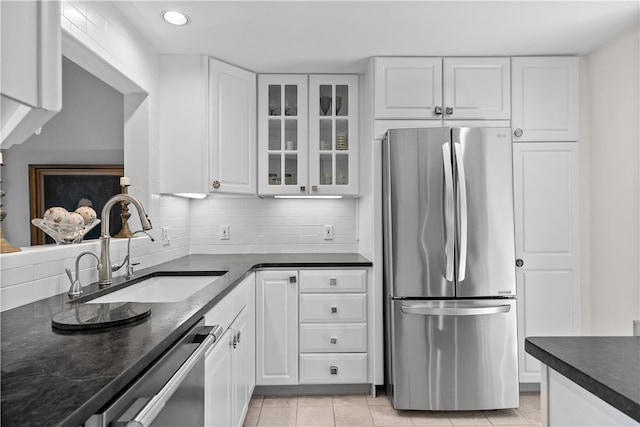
<box><xmin>29</xmin><ymin>165</ymin><xmax>124</xmax><ymax>245</ymax></box>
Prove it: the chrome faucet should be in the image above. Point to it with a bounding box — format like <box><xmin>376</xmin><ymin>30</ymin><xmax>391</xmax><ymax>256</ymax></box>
<box><xmin>66</xmin><ymin>251</ymin><xmax>101</xmax><ymax>298</ymax></box>
<box><xmin>99</xmin><ymin>193</ymin><xmax>152</xmax><ymax>287</ymax></box>
<box><xmin>124</xmin><ymin>230</ymin><xmax>154</xmax><ymax>279</ymax></box>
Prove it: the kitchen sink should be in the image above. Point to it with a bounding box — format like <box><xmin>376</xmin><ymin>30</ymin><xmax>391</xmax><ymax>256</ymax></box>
<box><xmin>85</xmin><ymin>275</ymin><xmax>224</xmax><ymax>304</ymax></box>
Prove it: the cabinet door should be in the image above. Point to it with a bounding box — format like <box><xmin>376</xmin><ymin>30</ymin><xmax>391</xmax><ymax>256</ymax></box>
<box><xmin>256</xmin><ymin>270</ymin><xmax>299</xmax><ymax>385</ymax></box>
<box><xmin>258</xmin><ymin>75</ymin><xmax>309</xmax><ymax>195</ymax></box>
<box><xmin>513</xmin><ymin>143</ymin><xmax>580</xmax><ymax>383</ymax></box>
<box><xmin>512</xmin><ymin>57</ymin><xmax>579</xmax><ymax>141</ymax></box>
<box><xmin>443</xmin><ymin>57</ymin><xmax>510</xmax><ymax>120</ymax></box>
<box><xmin>308</xmin><ymin>75</ymin><xmax>359</xmax><ymax>195</ymax></box>
<box><xmin>374</xmin><ymin>57</ymin><xmax>442</xmax><ymax>119</ymax></box>
<box><xmin>209</xmin><ymin>58</ymin><xmax>257</xmax><ymax>195</ymax></box>
<box><xmin>204</xmin><ymin>329</ymin><xmax>233</xmax><ymax>427</ymax></box>
<box><xmin>231</xmin><ymin>307</ymin><xmax>250</xmax><ymax>427</ymax></box>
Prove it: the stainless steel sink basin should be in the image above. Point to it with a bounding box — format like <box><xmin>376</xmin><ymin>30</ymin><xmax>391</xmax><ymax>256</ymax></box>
<box><xmin>86</xmin><ymin>275</ymin><xmax>223</xmax><ymax>304</ymax></box>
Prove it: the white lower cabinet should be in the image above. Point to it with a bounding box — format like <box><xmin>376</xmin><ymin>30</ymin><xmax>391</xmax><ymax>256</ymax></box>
<box><xmin>204</xmin><ymin>273</ymin><xmax>255</xmax><ymax>427</ymax></box>
<box><xmin>255</xmin><ymin>269</ymin><xmax>370</xmax><ymax>387</ymax></box>
<box><xmin>255</xmin><ymin>270</ymin><xmax>299</xmax><ymax>385</ymax></box>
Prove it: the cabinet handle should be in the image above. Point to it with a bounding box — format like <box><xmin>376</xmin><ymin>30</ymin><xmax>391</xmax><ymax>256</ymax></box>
<box><xmin>434</xmin><ymin>106</ymin><xmax>443</xmax><ymax>115</ymax></box>
<box><xmin>514</xmin><ymin>128</ymin><xmax>524</xmax><ymax>138</ymax></box>
<box><xmin>445</xmin><ymin>107</ymin><xmax>453</xmax><ymax>115</ymax></box>
<box><xmin>330</xmin><ymin>337</ymin><xmax>337</xmax><ymax>344</ymax></box>
<box><xmin>212</xmin><ymin>180</ymin><xmax>221</xmax><ymax>190</ymax></box>
<box><xmin>236</xmin><ymin>330</ymin><xmax>241</xmax><ymax>344</ymax></box>
<box><xmin>330</xmin><ymin>306</ymin><xmax>338</xmax><ymax>314</ymax></box>
<box><xmin>232</xmin><ymin>334</ymin><xmax>238</xmax><ymax>349</ymax></box>
<box><xmin>329</xmin><ymin>277</ymin><xmax>337</xmax><ymax>286</ymax></box>
<box><xmin>516</xmin><ymin>259</ymin><xmax>524</xmax><ymax>268</ymax></box>
<box><xmin>330</xmin><ymin>365</ymin><xmax>338</xmax><ymax>375</ymax></box>
<box><xmin>289</xmin><ymin>275</ymin><xmax>297</xmax><ymax>284</ymax></box>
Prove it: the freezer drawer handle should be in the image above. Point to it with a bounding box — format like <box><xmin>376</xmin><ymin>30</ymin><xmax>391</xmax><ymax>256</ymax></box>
<box><xmin>126</xmin><ymin>324</ymin><xmax>223</xmax><ymax>427</ymax></box>
<box><xmin>401</xmin><ymin>304</ymin><xmax>511</xmax><ymax>316</ymax></box>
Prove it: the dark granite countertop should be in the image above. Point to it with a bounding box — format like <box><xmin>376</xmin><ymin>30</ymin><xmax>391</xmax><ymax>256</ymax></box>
<box><xmin>526</xmin><ymin>336</ymin><xmax>640</xmax><ymax>422</ymax></box>
<box><xmin>1</xmin><ymin>253</ymin><xmax>371</xmax><ymax>427</ymax></box>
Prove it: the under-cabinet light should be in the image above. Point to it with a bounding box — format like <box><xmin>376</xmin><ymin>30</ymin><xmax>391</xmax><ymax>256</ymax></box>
<box><xmin>274</xmin><ymin>196</ymin><xmax>343</xmax><ymax>199</ymax></box>
<box><xmin>162</xmin><ymin>10</ymin><xmax>190</xmax><ymax>26</ymax></box>
<box><xmin>173</xmin><ymin>193</ymin><xmax>207</xmax><ymax>199</ymax></box>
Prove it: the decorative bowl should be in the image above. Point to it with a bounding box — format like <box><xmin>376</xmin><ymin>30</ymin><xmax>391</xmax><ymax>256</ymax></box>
<box><xmin>31</xmin><ymin>217</ymin><xmax>101</xmax><ymax>244</ymax></box>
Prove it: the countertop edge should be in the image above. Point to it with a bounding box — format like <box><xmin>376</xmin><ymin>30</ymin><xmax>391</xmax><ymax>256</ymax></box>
<box><xmin>525</xmin><ymin>338</ymin><xmax>640</xmax><ymax>422</ymax></box>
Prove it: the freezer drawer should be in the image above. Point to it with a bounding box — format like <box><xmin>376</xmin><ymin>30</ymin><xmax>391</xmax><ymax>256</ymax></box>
<box><xmin>390</xmin><ymin>299</ymin><xmax>519</xmax><ymax>411</ymax></box>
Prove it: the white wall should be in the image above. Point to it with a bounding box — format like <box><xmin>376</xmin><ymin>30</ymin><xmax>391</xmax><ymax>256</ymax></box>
<box><xmin>189</xmin><ymin>197</ymin><xmax>358</xmax><ymax>254</ymax></box>
<box><xmin>585</xmin><ymin>24</ymin><xmax>640</xmax><ymax>335</ymax></box>
<box><xmin>3</xmin><ymin>57</ymin><xmax>124</xmax><ymax>248</ymax></box>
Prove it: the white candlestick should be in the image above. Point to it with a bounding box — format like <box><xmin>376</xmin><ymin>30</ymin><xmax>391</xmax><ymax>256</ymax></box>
<box><xmin>120</xmin><ymin>176</ymin><xmax>130</xmax><ymax>186</ymax></box>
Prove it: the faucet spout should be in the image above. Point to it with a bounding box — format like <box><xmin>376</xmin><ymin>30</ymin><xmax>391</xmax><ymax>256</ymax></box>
<box><xmin>99</xmin><ymin>193</ymin><xmax>152</xmax><ymax>287</ymax></box>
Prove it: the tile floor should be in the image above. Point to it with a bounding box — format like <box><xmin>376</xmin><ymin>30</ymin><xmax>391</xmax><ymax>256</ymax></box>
<box><xmin>244</xmin><ymin>391</ymin><xmax>541</xmax><ymax>427</ymax></box>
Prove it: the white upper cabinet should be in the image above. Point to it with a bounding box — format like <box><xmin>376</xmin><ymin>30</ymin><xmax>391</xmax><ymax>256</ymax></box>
<box><xmin>258</xmin><ymin>75</ymin><xmax>309</xmax><ymax>196</ymax></box>
<box><xmin>1</xmin><ymin>0</ymin><xmax>61</xmax><ymax>148</ymax></box>
<box><xmin>258</xmin><ymin>74</ymin><xmax>359</xmax><ymax>196</ymax></box>
<box><xmin>209</xmin><ymin>58</ymin><xmax>257</xmax><ymax>195</ymax></box>
<box><xmin>374</xmin><ymin>57</ymin><xmax>442</xmax><ymax>119</ymax></box>
<box><xmin>374</xmin><ymin>57</ymin><xmax>510</xmax><ymax>120</ymax></box>
<box><xmin>511</xmin><ymin>57</ymin><xmax>579</xmax><ymax>142</ymax></box>
<box><xmin>159</xmin><ymin>56</ymin><xmax>256</xmax><ymax>195</ymax></box>
<box><xmin>308</xmin><ymin>75</ymin><xmax>359</xmax><ymax>196</ymax></box>
<box><xmin>443</xmin><ymin>57</ymin><xmax>511</xmax><ymax>120</ymax></box>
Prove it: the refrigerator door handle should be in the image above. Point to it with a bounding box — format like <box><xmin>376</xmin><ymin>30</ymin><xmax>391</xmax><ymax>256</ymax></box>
<box><xmin>442</xmin><ymin>142</ymin><xmax>455</xmax><ymax>282</ymax></box>
<box><xmin>401</xmin><ymin>304</ymin><xmax>511</xmax><ymax>316</ymax></box>
<box><xmin>454</xmin><ymin>142</ymin><xmax>468</xmax><ymax>282</ymax></box>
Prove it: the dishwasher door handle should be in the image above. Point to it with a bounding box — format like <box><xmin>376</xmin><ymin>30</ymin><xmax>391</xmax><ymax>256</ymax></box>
<box><xmin>126</xmin><ymin>324</ymin><xmax>224</xmax><ymax>427</ymax></box>
<box><xmin>401</xmin><ymin>304</ymin><xmax>511</xmax><ymax>316</ymax></box>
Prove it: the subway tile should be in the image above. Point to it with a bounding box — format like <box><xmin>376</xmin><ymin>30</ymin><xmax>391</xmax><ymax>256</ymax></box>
<box><xmin>1</xmin><ymin>283</ymin><xmax>34</xmax><ymax>311</ymax></box>
<box><xmin>1</xmin><ymin>265</ymin><xmax>35</xmax><ymax>288</ymax></box>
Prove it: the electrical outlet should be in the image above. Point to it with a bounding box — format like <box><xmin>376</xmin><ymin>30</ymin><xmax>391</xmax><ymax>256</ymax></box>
<box><xmin>324</xmin><ymin>225</ymin><xmax>333</xmax><ymax>240</ymax></box>
<box><xmin>162</xmin><ymin>227</ymin><xmax>171</xmax><ymax>245</ymax></box>
<box><xmin>220</xmin><ymin>225</ymin><xmax>230</xmax><ymax>240</ymax></box>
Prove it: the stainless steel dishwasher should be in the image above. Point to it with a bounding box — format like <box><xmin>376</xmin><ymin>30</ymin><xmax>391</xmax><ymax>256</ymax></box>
<box><xmin>86</xmin><ymin>318</ymin><xmax>223</xmax><ymax>427</ymax></box>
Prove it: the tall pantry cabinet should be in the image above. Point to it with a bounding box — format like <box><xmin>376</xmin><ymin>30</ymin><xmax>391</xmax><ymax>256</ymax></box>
<box><xmin>511</xmin><ymin>56</ymin><xmax>581</xmax><ymax>384</ymax></box>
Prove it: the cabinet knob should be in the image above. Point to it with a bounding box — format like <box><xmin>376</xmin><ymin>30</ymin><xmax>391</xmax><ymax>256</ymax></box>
<box><xmin>300</xmin><ymin>186</ymin><xmax>306</xmax><ymax>192</ymax></box>
<box><xmin>445</xmin><ymin>107</ymin><xmax>454</xmax><ymax>115</ymax></box>
<box><xmin>434</xmin><ymin>106</ymin><xmax>443</xmax><ymax>115</ymax></box>
<box><xmin>330</xmin><ymin>337</ymin><xmax>338</xmax><ymax>344</ymax></box>
<box><xmin>329</xmin><ymin>277</ymin><xmax>337</xmax><ymax>286</ymax></box>
<box><xmin>514</xmin><ymin>128</ymin><xmax>524</xmax><ymax>138</ymax></box>
<box><xmin>516</xmin><ymin>259</ymin><xmax>524</xmax><ymax>268</ymax></box>
<box><xmin>312</xmin><ymin>185</ymin><xmax>318</xmax><ymax>192</ymax></box>
<box><xmin>289</xmin><ymin>275</ymin><xmax>297</xmax><ymax>284</ymax></box>
<box><xmin>330</xmin><ymin>365</ymin><xmax>338</xmax><ymax>375</ymax></box>
<box><xmin>212</xmin><ymin>180</ymin><xmax>221</xmax><ymax>189</ymax></box>
<box><xmin>330</xmin><ymin>306</ymin><xmax>338</xmax><ymax>314</ymax></box>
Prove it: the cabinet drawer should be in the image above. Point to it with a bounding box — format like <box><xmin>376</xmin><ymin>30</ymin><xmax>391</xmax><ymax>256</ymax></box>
<box><xmin>299</xmin><ymin>354</ymin><xmax>368</xmax><ymax>384</ymax></box>
<box><xmin>299</xmin><ymin>323</ymin><xmax>367</xmax><ymax>353</ymax></box>
<box><xmin>299</xmin><ymin>270</ymin><xmax>366</xmax><ymax>293</ymax></box>
<box><xmin>299</xmin><ymin>294</ymin><xmax>367</xmax><ymax>323</ymax></box>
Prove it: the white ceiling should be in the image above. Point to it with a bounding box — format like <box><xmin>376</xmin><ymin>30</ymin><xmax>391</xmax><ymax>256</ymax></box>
<box><xmin>116</xmin><ymin>1</ymin><xmax>640</xmax><ymax>73</ymax></box>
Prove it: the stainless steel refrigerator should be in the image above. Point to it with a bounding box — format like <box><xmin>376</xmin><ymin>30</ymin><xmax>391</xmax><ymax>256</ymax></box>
<box><xmin>383</xmin><ymin>127</ymin><xmax>519</xmax><ymax>411</ymax></box>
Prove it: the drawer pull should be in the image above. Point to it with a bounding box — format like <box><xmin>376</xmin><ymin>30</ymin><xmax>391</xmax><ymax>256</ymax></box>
<box><xmin>330</xmin><ymin>306</ymin><xmax>338</xmax><ymax>314</ymax></box>
<box><xmin>330</xmin><ymin>365</ymin><xmax>338</xmax><ymax>375</ymax></box>
<box><xmin>329</xmin><ymin>277</ymin><xmax>337</xmax><ymax>286</ymax></box>
<box><xmin>330</xmin><ymin>337</ymin><xmax>337</xmax><ymax>344</ymax></box>
<box><xmin>289</xmin><ymin>276</ymin><xmax>297</xmax><ymax>284</ymax></box>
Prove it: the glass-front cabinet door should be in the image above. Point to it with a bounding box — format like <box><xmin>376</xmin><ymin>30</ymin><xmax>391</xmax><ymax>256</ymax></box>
<box><xmin>258</xmin><ymin>75</ymin><xmax>308</xmax><ymax>195</ymax></box>
<box><xmin>309</xmin><ymin>75</ymin><xmax>359</xmax><ymax>195</ymax></box>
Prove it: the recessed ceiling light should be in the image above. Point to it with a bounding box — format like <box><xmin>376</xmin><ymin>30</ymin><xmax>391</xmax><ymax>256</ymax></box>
<box><xmin>162</xmin><ymin>10</ymin><xmax>190</xmax><ymax>26</ymax></box>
